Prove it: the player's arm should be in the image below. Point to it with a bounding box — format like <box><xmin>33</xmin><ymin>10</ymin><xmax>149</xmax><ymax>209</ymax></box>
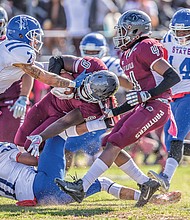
<box><xmin>16</xmin><ymin>152</ymin><xmax>38</xmax><ymax>166</ymax></box>
<box><xmin>13</xmin><ymin>63</ymin><xmax>76</xmax><ymax>88</ymax></box>
<box><xmin>20</xmin><ymin>74</ymin><xmax>34</xmax><ymax>97</ymax></box>
<box><xmin>148</xmin><ymin>58</ymin><xmax>180</xmax><ymax>97</ymax></box>
<box><xmin>39</xmin><ymin>108</ymin><xmax>85</xmax><ymax>141</ymax></box>
<box><xmin>48</xmin><ymin>55</ymin><xmax>79</xmax><ymax>75</ymax></box>
<box><xmin>9</xmin><ymin>74</ymin><xmax>34</xmax><ymax>119</ymax></box>
<box><xmin>118</xmin><ymin>75</ymin><xmax>133</xmax><ymax>91</ymax></box>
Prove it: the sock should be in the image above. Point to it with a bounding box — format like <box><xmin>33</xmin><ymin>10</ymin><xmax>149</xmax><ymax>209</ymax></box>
<box><xmin>119</xmin><ymin>158</ymin><xmax>149</xmax><ymax>184</ymax></box>
<box><xmin>134</xmin><ymin>190</ymin><xmax>141</xmax><ymax>201</ymax></box>
<box><xmin>163</xmin><ymin>157</ymin><xmax>179</xmax><ymax>182</ymax></box>
<box><xmin>82</xmin><ymin>158</ymin><xmax>108</xmax><ymax>192</ymax></box>
<box><xmin>98</xmin><ymin>177</ymin><xmax>121</xmax><ymax>199</ymax></box>
<box><xmin>85</xmin><ymin>179</ymin><xmax>101</xmax><ymax>198</ymax></box>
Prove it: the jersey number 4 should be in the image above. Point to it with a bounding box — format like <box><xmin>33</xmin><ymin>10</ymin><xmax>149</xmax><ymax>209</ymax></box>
<box><xmin>169</xmin><ymin>56</ymin><xmax>190</xmax><ymax>79</ymax></box>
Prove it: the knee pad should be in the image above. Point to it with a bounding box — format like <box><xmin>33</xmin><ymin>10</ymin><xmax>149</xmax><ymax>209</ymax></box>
<box><xmin>168</xmin><ymin>140</ymin><xmax>183</xmax><ymax>163</ymax></box>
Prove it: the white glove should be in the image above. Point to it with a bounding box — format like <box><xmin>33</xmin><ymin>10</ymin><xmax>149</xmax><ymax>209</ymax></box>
<box><xmin>51</xmin><ymin>87</ymin><xmax>74</xmax><ymax>100</ymax></box>
<box><xmin>27</xmin><ymin>135</ymin><xmax>43</xmax><ymax>157</ymax></box>
<box><xmin>9</xmin><ymin>96</ymin><xmax>28</xmax><ymax>119</ymax></box>
<box><xmin>99</xmin><ymin>108</ymin><xmax>114</xmax><ymax>121</ymax></box>
<box><xmin>126</xmin><ymin>91</ymin><xmax>151</xmax><ymax>106</ymax></box>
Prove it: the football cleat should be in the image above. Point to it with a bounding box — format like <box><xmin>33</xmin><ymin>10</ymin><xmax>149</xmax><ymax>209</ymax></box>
<box><xmin>148</xmin><ymin>170</ymin><xmax>170</xmax><ymax>193</ymax></box>
<box><xmin>150</xmin><ymin>191</ymin><xmax>181</xmax><ymax>205</ymax></box>
<box><xmin>54</xmin><ymin>178</ymin><xmax>85</xmax><ymax>203</ymax></box>
<box><xmin>135</xmin><ymin>179</ymin><xmax>160</xmax><ymax>207</ymax></box>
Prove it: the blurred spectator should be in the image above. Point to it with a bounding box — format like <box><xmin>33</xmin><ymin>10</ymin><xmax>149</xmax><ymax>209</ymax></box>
<box><xmin>64</xmin><ymin>0</ymin><xmax>119</xmax><ymax>56</ymax></box>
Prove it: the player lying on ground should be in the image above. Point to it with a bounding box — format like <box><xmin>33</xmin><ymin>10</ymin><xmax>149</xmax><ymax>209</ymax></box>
<box><xmin>0</xmin><ymin>140</ymin><xmax>181</xmax><ymax>206</ymax></box>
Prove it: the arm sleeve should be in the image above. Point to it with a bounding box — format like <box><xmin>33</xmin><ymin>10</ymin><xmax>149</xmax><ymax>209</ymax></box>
<box><xmin>112</xmin><ymin>102</ymin><xmax>135</xmax><ymax>116</ymax></box>
<box><xmin>148</xmin><ymin>67</ymin><xmax>181</xmax><ymax>97</ymax></box>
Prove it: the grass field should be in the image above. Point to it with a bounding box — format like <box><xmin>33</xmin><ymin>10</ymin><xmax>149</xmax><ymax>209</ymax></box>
<box><xmin>0</xmin><ymin>163</ymin><xmax>190</xmax><ymax>220</ymax></box>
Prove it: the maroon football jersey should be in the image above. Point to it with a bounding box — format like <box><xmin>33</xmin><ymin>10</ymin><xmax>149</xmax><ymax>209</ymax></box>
<box><xmin>120</xmin><ymin>38</ymin><xmax>171</xmax><ymax>99</ymax></box>
<box><xmin>15</xmin><ymin>57</ymin><xmax>109</xmax><ymax>148</ymax></box>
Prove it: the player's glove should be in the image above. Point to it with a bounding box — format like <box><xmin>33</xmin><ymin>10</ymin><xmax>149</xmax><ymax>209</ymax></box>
<box><xmin>126</xmin><ymin>91</ymin><xmax>151</xmax><ymax>106</ymax></box>
<box><xmin>9</xmin><ymin>96</ymin><xmax>28</xmax><ymax>119</ymax></box>
<box><xmin>27</xmin><ymin>135</ymin><xmax>43</xmax><ymax>157</ymax></box>
<box><xmin>51</xmin><ymin>87</ymin><xmax>74</xmax><ymax>100</ymax></box>
<box><xmin>48</xmin><ymin>56</ymin><xmax>64</xmax><ymax>75</ymax></box>
<box><xmin>74</xmin><ymin>70</ymin><xmax>91</xmax><ymax>88</ymax></box>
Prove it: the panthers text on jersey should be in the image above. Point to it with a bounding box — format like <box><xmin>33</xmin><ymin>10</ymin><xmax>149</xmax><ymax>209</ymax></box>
<box><xmin>0</xmin><ymin>39</ymin><xmax>36</xmax><ymax>94</ymax></box>
<box><xmin>162</xmin><ymin>30</ymin><xmax>190</xmax><ymax>96</ymax></box>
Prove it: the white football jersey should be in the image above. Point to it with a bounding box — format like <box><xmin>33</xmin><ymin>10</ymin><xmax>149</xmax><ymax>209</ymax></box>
<box><xmin>162</xmin><ymin>31</ymin><xmax>190</xmax><ymax>95</ymax></box>
<box><xmin>102</xmin><ymin>56</ymin><xmax>124</xmax><ymax>77</ymax></box>
<box><xmin>0</xmin><ymin>142</ymin><xmax>36</xmax><ymax>201</ymax></box>
<box><xmin>0</xmin><ymin>39</ymin><xmax>36</xmax><ymax>94</ymax></box>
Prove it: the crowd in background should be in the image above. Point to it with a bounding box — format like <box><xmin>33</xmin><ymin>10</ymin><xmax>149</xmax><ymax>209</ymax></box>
<box><xmin>0</xmin><ymin>0</ymin><xmax>189</xmax><ymax>58</ymax></box>
<box><xmin>0</xmin><ymin>0</ymin><xmax>190</xmax><ymax>171</ymax></box>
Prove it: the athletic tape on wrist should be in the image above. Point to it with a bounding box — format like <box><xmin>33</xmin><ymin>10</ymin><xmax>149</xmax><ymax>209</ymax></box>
<box><xmin>86</xmin><ymin>119</ymin><xmax>107</xmax><ymax>132</ymax></box>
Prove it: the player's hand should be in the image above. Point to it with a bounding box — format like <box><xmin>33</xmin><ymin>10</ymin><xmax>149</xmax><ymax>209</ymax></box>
<box><xmin>74</xmin><ymin>70</ymin><xmax>91</xmax><ymax>88</ymax></box>
<box><xmin>27</xmin><ymin>135</ymin><xmax>43</xmax><ymax>157</ymax></box>
<box><xmin>126</xmin><ymin>91</ymin><xmax>151</xmax><ymax>106</ymax></box>
<box><xmin>48</xmin><ymin>56</ymin><xmax>64</xmax><ymax>75</ymax></box>
<box><xmin>51</xmin><ymin>87</ymin><xmax>74</xmax><ymax>100</ymax></box>
<box><xmin>99</xmin><ymin>108</ymin><xmax>114</xmax><ymax>121</ymax></box>
<box><xmin>9</xmin><ymin>96</ymin><xmax>28</xmax><ymax>119</ymax></box>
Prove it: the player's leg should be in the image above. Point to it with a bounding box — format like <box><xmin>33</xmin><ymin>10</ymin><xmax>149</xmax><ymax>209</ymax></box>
<box><xmin>55</xmin><ymin>101</ymin><xmax>169</xmax><ymax>206</ymax></box>
<box><xmin>0</xmin><ymin>105</ymin><xmax>21</xmax><ymax>142</ymax></box>
<box><xmin>148</xmin><ymin>96</ymin><xmax>190</xmax><ymax>192</ymax></box>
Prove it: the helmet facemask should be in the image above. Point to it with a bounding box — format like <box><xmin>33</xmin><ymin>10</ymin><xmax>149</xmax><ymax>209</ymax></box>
<box><xmin>170</xmin><ymin>25</ymin><xmax>190</xmax><ymax>46</ymax></box>
<box><xmin>77</xmin><ymin>71</ymin><xmax>119</xmax><ymax>103</ymax></box>
<box><xmin>26</xmin><ymin>29</ymin><xmax>44</xmax><ymax>53</ymax></box>
<box><xmin>0</xmin><ymin>18</ymin><xmax>6</xmax><ymax>37</ymax></box>
<box><xmin>170</xmin><ymin>9</ymin><xmax>190</xmax><ymax>46</ymax></box>
<box><xmin>79</xmin><ymin>32</ymin><xmax>108</xmax><ymax>59</ymax></box>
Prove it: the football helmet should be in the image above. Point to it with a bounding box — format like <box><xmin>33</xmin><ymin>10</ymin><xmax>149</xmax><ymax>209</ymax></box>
<box><xmin>169</xmin><ymin>8</ymin><xmax>190</xmax><ymax>46</ymax></box>
<box><xmin>80</xmin><ymin>32</ymin><xmax>107</xmax><ymax>58</ymax></box>
<box><xmin>0</xmin><ymin>7</ymin><xmax>8</xmax><ymax>38</ymax></box>
<box><xmin>113</xmin><ymin>10</ymin><xmax>152</xmax><ymax>50</ymax></box>
<box><xmin>77</xmin><ymin>70</ymin><xmax>119</xmax><ymax>103</ymax></box>
<box><xmin>6</xmin><ymin>14</ymin><xmax>43</xmax><ymax>53</ymax></box>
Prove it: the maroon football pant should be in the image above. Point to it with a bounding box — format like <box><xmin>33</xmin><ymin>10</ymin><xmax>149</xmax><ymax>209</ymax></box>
<box><xmin>102</xmin><ymin>100</ymin><xmax>170</xmax><ymax>149</ymax></box>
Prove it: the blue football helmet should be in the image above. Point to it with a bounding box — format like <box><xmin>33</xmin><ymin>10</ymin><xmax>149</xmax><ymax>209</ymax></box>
<box><xmin>0</xmin><ymin>7</ymin><xmax>8</xmax><ymax>38</ymax></box>
<box><xmin>79</xmin><ymin>32</ymin><xmax>107</xmax><ymax>58</ymax></box>
<box><xmin>6</xmin><ymin>14</ymin><xmax>44</xmax><ymax>52</ymax></box>
<box><xmin>170</xmin><ymin>8</ymin><xmax>190</xmax><ymax>46</ymax></box>
<box><xmin>113</xmin><ymin>10</ymin><xmax>152</xmax><ymax>50</ymax></box>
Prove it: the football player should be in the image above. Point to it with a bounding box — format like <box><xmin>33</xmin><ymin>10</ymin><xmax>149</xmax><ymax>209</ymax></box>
<box><xmin>14</xmin><ymin>55</ymin><xmax>119</xmax><ymax>152</ymax></box>
<box><xmin>0</xmin><ymin>8</ymin><xmax>34</xmax><ymax>142</ymax></box>
<box><xmin>64</xmin><ymin>32</ymin><xmax>132</xmax><ymax>169</ymax></box>
<box><xmin>54</xmin><ymin>9</ymin><xmax>181</xmax><ymax>207</ymax></box>
<box><xmin>148</xmin><ymin>8</ymin><xmax>190</xmax><ymax>192</ymax></box>
<box><xmin>0</xmin><ymin>140</ymin><xmax>181</xmax><ymax>206</ymax></box>
<box><xmin>0</xmin><ymin>14</ymin><xmax>76</xmax><ymax>106</ymax></box>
